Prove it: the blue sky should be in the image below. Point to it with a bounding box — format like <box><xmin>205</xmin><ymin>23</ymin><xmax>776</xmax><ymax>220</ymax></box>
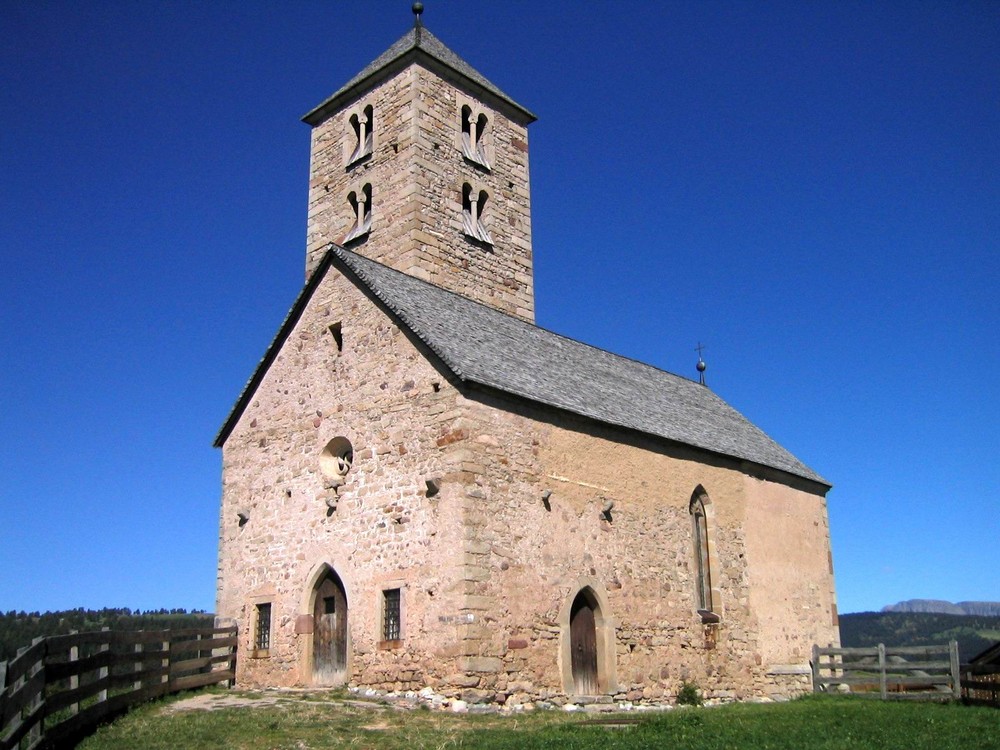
<box><xmin>2</xmin><ymin>1</ymin><xmax>997</xmax><ymax>616</ymax></box>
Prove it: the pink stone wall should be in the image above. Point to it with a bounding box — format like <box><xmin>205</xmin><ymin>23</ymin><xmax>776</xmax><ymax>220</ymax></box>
<box><xmin>217</xmin><ymin>263</ymin><xmax>838</xmax><ymax>702</ymax></box>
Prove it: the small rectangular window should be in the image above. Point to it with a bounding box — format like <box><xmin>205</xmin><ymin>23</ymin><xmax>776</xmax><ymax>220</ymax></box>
<box><xmin>382</xmin><ymin>588</ymin><xmax>401</xmax><ymax>641</ymax></box>
<box><xmin>255</xmin><ymin>602</ymin><xmax>272</xmax><ymax>651</ymax></box>
<box><xmin>329</xmin><ymin>322</ymin><xmax>343</xmax><ymax>353</ymax></box>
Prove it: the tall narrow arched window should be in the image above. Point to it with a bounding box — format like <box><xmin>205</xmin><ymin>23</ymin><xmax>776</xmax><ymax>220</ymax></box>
<box><xmin>344</xmin><ymin>183</ymin><xmax>372</xmax><ymax>244</ymax></box>
<box><xmin>690</xmin><ymin>488</ymin><xmax>714</xmax><ymax>615</ymax></box>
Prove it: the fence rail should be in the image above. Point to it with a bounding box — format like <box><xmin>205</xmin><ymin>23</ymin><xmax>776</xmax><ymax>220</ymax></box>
<box><xmin>0</xmin><ymin>626</ymin><xmax>237</xmax><ymax>750</ymax></box>
<box><xmin>812</xmin><ymin>642</ymin><xmax>960</xmax><ymax>701</ymax></box>
<box><xmin>960</xmin><ymin>662</ymin><xmax>1000</xmax><ymax>708</ymax></box>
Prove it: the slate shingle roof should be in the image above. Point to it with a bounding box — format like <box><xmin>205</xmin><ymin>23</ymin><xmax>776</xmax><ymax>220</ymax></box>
<box><xmin>302</xmin><ymin>24</ymin><xmax>536</xmax><ymax>125</ymax></box>
<box><xmin>215</xmin><ymin>245</ymin><xmax>827</xmax><ymax>487</ymax></box>
<box><xmin>333</xmin><ymin>247</ymin><xmax>827</xmax><ymax>486</ymax></box>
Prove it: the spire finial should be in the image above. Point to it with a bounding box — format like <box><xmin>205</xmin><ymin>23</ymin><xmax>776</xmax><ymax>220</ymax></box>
<box><xmin>412</xmin><ymin>2</ymin><xmax>424</xmax><ymax>27</ymax></box>
<box><xmin>695</xmin><ymin>342</ymin><xmax>707</xmax><ymax>386</ymax></box>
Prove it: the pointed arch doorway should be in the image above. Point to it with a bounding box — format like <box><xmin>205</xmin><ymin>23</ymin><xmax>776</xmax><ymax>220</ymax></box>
<box><xmin>570</xmin><ymin>589</ymin><xmax>599</xmax><ymax>695</ymax></box>
<box><xmin>312</xmin><ymin>567</ymin><xmax>348</xmax><ymax>685</ymax></box>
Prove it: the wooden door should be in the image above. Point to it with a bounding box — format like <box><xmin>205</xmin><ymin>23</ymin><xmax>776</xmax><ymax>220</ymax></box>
<box><xmin>570</xmin><ymin>591</ymin><xmax>598</xmax><ymax>695</ymax></box>
<box><xmin>312</xmin><ymin>570</ymin><xmax>348</xmax><ymax>683</ymax></box>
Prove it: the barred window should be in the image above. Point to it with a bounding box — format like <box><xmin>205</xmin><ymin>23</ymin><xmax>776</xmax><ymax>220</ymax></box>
<box><xmin>255</xmin><ymin>602</ymin><xmax>272</xmax><ymax>651</ymax></box>
<box><xmin>382</xmin><ymin>588</ymin><xmax>401</xmax><ymax>641</ymax></box>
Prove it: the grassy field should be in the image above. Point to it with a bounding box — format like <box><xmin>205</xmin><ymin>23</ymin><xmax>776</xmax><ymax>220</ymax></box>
<box><xmin>76</xmin><ymin>692</ymin><xmax>1000</xmax><ymax>750</ymax></box>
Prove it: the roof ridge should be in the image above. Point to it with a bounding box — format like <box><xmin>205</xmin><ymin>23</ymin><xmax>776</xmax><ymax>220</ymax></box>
<box><xmin>329</xmin><ymin>248</ymin><xmax>826</xmax><ymax>486</ymax></box>
<box><xmin>333</xmin><ymin>246</ymin><xmax>702</xmax><ymax>389</ymax></box>
<box><xmin>303</xmin><ymin>24</ymin><xmax>535</xmax><ymax>125</ymax></box>
<box><xmin>217</xmin><ymin>245</ymin><xmax>827</xmax><ymax>486</ymax></box>
<box><xmin>330</xmin><ymin>246</ymin><xmax>470</xmax><ymax>381</ymax></box>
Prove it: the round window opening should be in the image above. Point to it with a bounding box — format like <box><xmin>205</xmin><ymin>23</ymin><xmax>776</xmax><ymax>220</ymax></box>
<box><xmin>320</xmin><ymin>437</ymin><xmax>354</xmax><ymax>487</ymax></box>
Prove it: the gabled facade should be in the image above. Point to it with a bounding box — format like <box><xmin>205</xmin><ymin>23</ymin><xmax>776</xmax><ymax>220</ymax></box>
<box><xmin>215</xmin><ymin>15</ymin><xmax>839</xmax><ymax>704</ymax></box>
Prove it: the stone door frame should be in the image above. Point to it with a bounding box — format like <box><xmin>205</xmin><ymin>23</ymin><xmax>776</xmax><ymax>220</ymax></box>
<box><xmin>299</xmin><ymin>561</ymin><xmax>353</xmax><ymax>685</ymax></box>
<box><xmin>557</xmin><ymin>577</ymin><xmax>617</xmax><ymax>695</ymax></box>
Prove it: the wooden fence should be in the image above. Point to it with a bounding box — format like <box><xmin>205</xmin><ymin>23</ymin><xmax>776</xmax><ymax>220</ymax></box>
<box><xmin>812</xmin><ymin>642</ymin><xmax>960</xmax><ymax>700</ymax></box>
<box><xmin>0</xmin><ymin>626</ymin><xmax>237</xmax><ymax>750</ymax></box>
<box><xmin>960</xmin><ymin>663</ymin><xmax>1000</xmax><ymax>708</ymax></box>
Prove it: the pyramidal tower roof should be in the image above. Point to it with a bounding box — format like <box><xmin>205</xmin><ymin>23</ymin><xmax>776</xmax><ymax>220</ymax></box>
<box><xmin>303</xmin><ymin>18</ymin><xmax>536</xmax><ymax>126</ymax></box>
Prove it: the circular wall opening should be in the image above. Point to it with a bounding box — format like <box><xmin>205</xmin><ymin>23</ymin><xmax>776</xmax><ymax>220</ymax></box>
<box><xmin>320</xmin><ymin>436</ymin><xmax>354</xmax><ymax>480</ymax></box>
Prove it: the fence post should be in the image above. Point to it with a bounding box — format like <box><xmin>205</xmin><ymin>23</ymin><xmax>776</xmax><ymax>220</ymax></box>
<box><xmin>134</xmin><ymin>637</ymin><xmax>144</xmax><ymax>691</ymax></box>
<box><xmin>27</xmin><ymin>636</ymin><xmax>45</xmax><ymax>746</ymax></box>
<box><xmin>878</xmin><ymin>643</ymin><xmax>887</xmax><ymax>700</ymax></box>
<box><xmin>69</xmin><ymin>629</ymin><xmax>80</xmax><ymax>715</ymax></box>
<box><xmin>198</xmin><ymin>632</ymin><xmax>210</xmax><ymax>675</ymax></box>
<box><xmin>163</xmin><ymin>635</ymin><xmax>171</xmax><ymax>690</ymax></box>
<box><xmin>0</xmin><ymin>658</ymin><xmax>7</xmax><ymax>729</ymax></box>
<box><xmin>98</xmin><ymin>626</ymin><xmax>111</xmax><ymax>703</ymax></box>
<box><xmin>811</xmin><ymin>644</ymin><xmax>820</xmax><ymax>693</ymax></box>
<box><xmin>949</xmin><ymin>640</ymin><xmax>961</xmax><ymax>701</ymax></box>
<box><xmin>229</xmin><ymin>627</ymin><xmax>238</xmax><ymax>688</ymax></box>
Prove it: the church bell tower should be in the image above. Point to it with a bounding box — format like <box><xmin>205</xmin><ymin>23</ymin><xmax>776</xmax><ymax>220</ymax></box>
<box><xmin>302</xmin><ymin>6</ymin><xmax>537</xmax><ymax>322</ymax></box>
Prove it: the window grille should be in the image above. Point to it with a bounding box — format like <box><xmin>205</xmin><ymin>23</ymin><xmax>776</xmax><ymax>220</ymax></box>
<box><xmin>383</xmin><ymin>588</ymin><xmax>401</xmax><ymax>641</ymax></box>
<box><xmin>255</xmin><ymin>602</ymin><xmax>272</xmax><ymax>650</ymax></box>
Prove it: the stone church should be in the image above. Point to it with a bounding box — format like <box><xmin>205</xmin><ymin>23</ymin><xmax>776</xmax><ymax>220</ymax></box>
<box><xmin>214</xmin><ymin>11</ymin><xmax>839</xmax><ymax>704</ymax></box>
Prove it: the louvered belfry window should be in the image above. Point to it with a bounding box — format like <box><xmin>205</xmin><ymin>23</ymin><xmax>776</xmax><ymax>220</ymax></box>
<box><xmin>461</xmin><ymin>104</ymin><xmax>490</xmax><ymax>170</ymax></box>
<box><xmin>348</xmin><ymin>104</ymin><xmax>373</xmax><ymax>166</ymax></box>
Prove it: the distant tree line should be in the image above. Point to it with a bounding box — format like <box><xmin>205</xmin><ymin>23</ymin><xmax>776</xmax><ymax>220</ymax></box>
<box><xmin>0</xmin><ymin>608</ymin><xmax>214</xmax><ymax>662</ymax></box>
<box><xmin>839</xmin><ymin>611</ymin><xmax>1000</xmax><ymax>662</ymax></box>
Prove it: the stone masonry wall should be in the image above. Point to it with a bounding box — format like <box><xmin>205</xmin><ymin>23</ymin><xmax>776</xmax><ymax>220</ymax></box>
<box><xmin>304</xmin><ymin>63</ymin><xmax>534</xmax><ymax>321</ymax></box>
<box><xmin>305</xmin><ymin>68</ymin><xmax>419</xmax><ymax>280</ymax></box>
<box><xmin>218</xmin><ymin>263</ymin><xmax>837</xmax><ymax>701</ymax></box>
<box><xmin>427</xmin><ymin>389</ymin><xmax>839</xmax><ymax>704</ymax></box>
<box><xmin>218</xmin><ymin>266</ymin><xmax>489</xmax><ymax>690</ymax></box>
<box><xmin>743</xmin><ymin>474</ymin><xmax>841</xmax><ymax>666</ymax></box>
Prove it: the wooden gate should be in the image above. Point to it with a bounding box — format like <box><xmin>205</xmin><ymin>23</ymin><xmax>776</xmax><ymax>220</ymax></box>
<box><xmin>312</xmin><ymin>570</ymin><xmax>348</xmax><ymax>684</ymax></box>
<box><xmin>570</xmin><ymin>590</ymin><xmax>598</xmax><ymax>695</ymax></box>
<box><xmin>812</xmin><ymin>642</ymin><xmax>961</xmax><ymax>700</ymax></box>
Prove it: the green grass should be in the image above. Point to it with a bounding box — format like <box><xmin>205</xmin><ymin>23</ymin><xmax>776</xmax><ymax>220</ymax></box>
<box><xmin>77</xmin><ymin>693</ymin><xmax>1000</xmax><ymax>750</ymax></box>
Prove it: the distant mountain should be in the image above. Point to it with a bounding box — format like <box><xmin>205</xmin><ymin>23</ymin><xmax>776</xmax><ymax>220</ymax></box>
<box><xmin>881</xmin><ymin>599</ymin><xmax>1000</xmax><ymax>617</ymax></box>
<box><xmin>840</xmin><ymin>610</ymin><xmax>1000</xmax><ymax>661</ymax></box>
<box><xmin>958</xmin><ymin>602</ymin><xmax>1000</xmax><ymax>617</ymax></box>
